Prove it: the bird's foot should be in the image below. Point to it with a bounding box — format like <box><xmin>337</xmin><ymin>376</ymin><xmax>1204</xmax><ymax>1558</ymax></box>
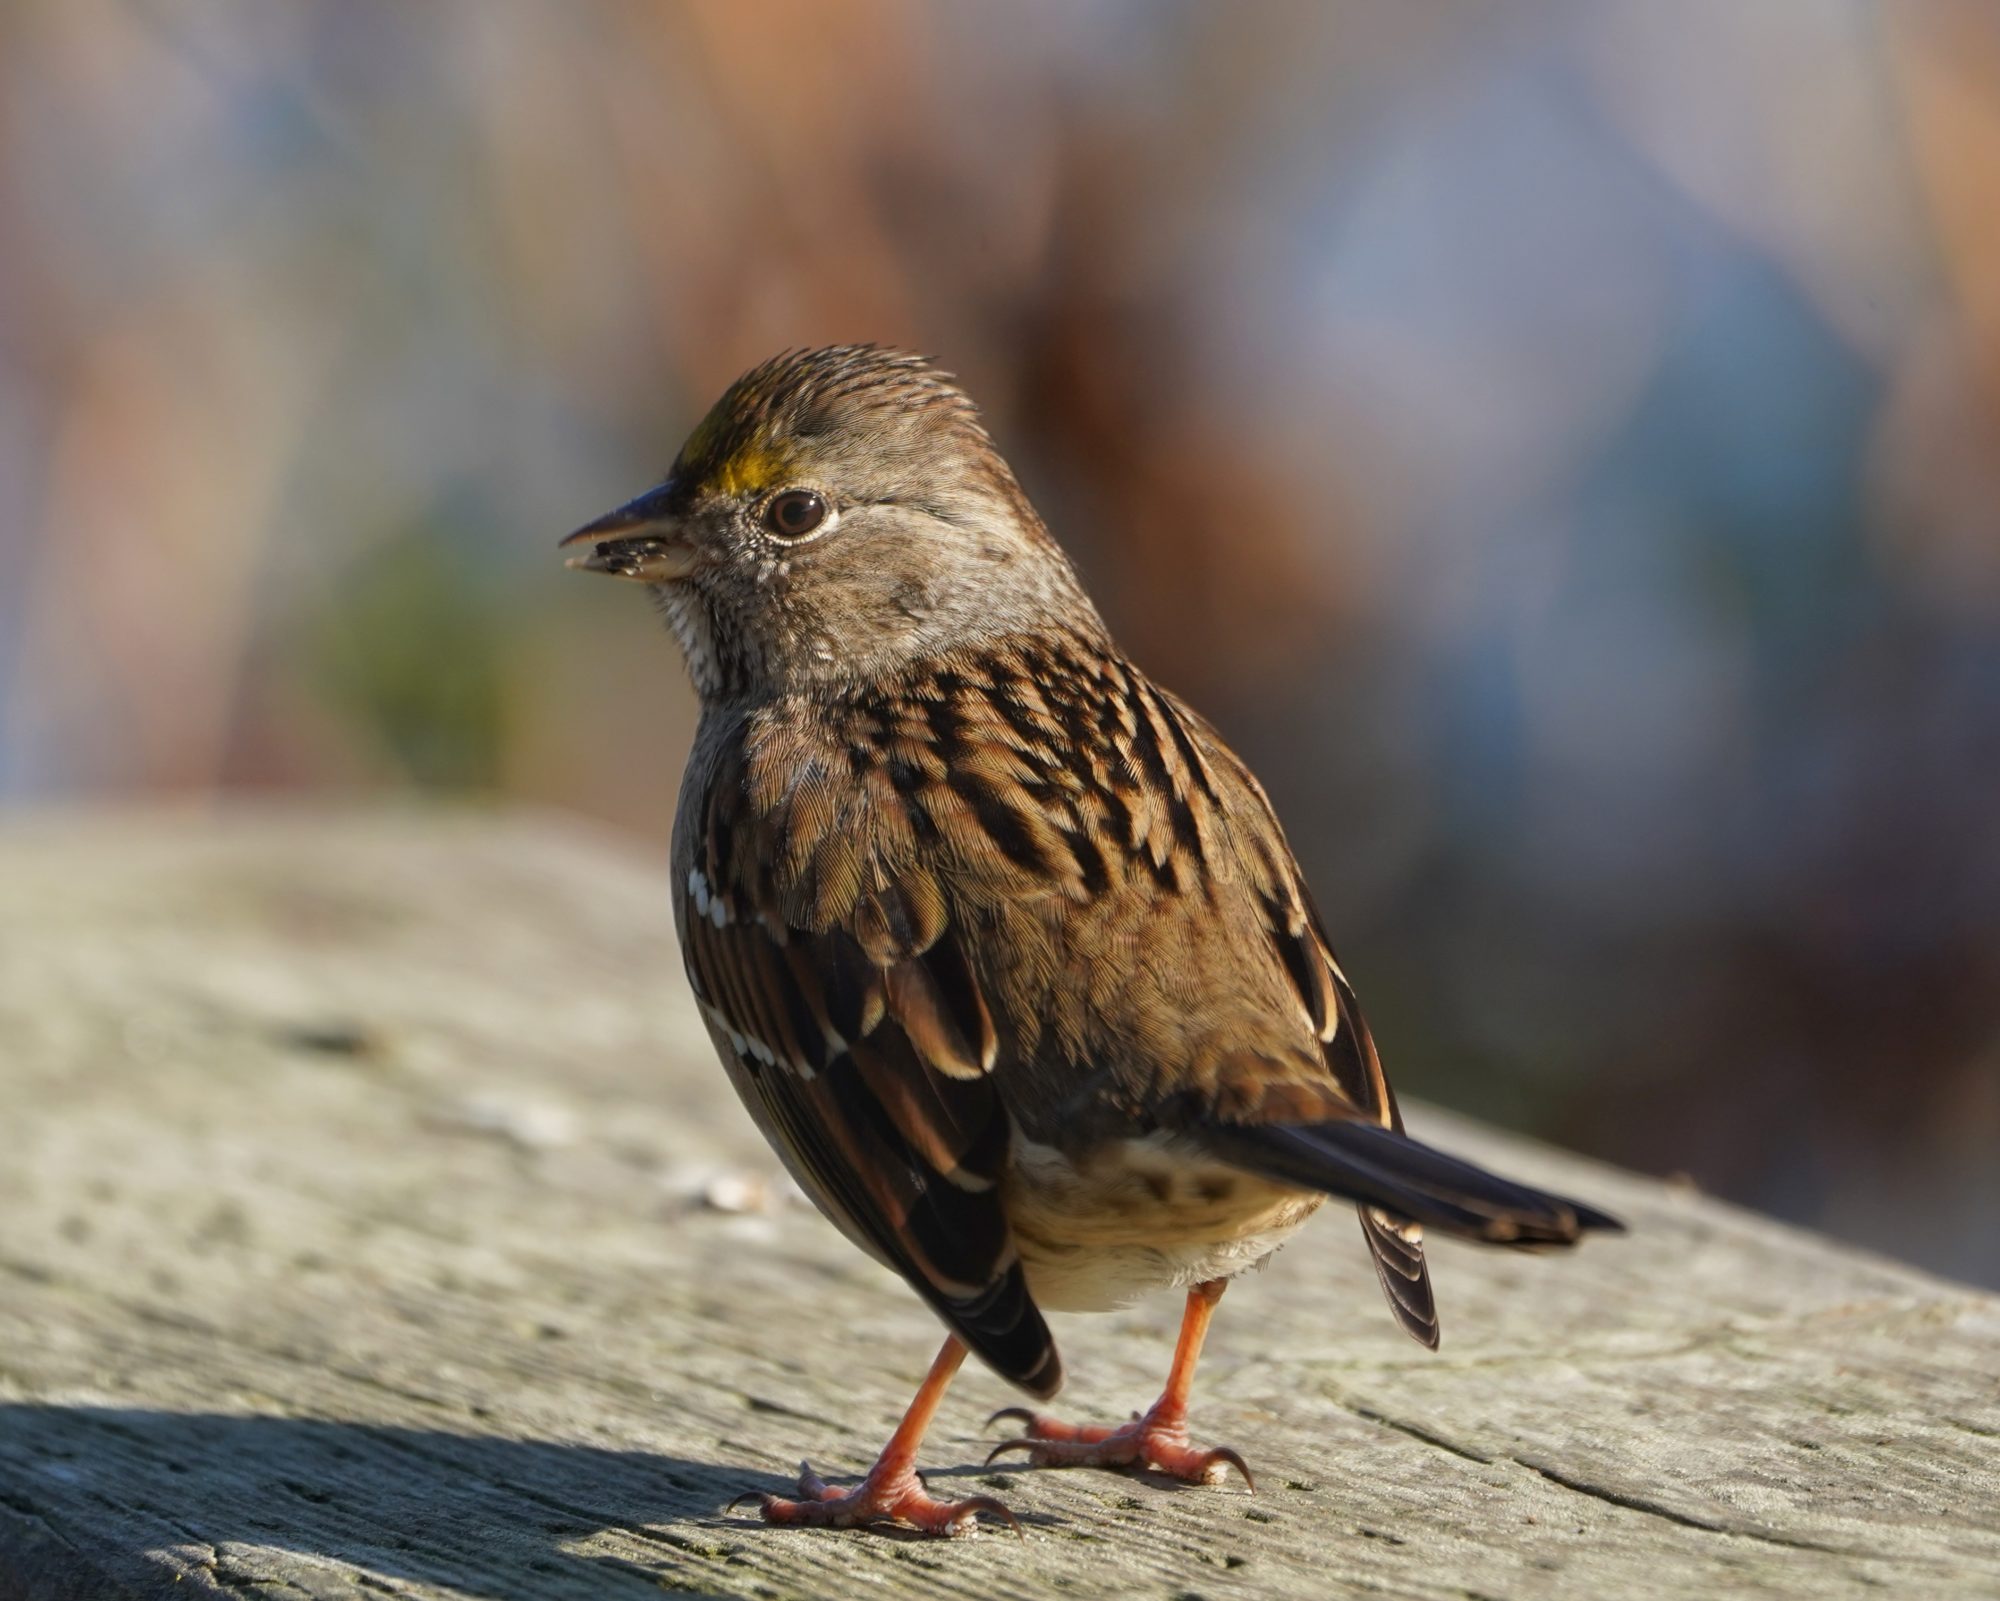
<box><xmin>730</xmin><ymin>1459</ymin><xmax>1018</xmax><ymax>1537</ymax></box>
<box><xmin>986</xmin><ymin>1405</ymin><xmax>1253</xmax><ymax>1489</ymax></box>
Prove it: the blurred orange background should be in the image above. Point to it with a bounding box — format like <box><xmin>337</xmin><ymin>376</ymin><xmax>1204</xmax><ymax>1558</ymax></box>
<box><xmin>3</xmin><ymin>1</ymin><xmax>1997</xmax><ymax>1286</ymax></box>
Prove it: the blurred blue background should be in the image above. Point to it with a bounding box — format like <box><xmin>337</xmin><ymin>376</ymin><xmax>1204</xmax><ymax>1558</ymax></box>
<box><xmin>3</xmin><ymin>1</ymin><xmax>1996</xmax><ymax>1285</ymax></box>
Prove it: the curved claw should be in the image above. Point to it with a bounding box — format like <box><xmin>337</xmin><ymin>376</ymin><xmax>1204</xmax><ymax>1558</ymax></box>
<box><xmin>724</xmin><ymin>1488</ymin><xmax>771</xmax><ymax>1516</ymax></box>
<box><xmin>954</xmin><ymin>1495</ymin><xmax>1025</xmax><ymax>1538</ymax></box>
<box><xmin>985</xmin><ymin>1406</ymin><xmax>1037</xmax><ymax>1431</ymax></box>
<box><xmin>1201</xmin><ymin>1445</ymin><xmax>1256</xmax><ymax>1492</ymax></box>
<box><xmin>984</xmin><ymin>1437</ymin><xmax>1037</xmax><ymax>1467</ymax></box>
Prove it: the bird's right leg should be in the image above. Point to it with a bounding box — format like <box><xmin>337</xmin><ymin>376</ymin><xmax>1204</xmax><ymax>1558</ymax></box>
<box><xmin>987</xmin><ymin>1279</ymin><xmax>1252</xmax><ymax>1487</ymax></box>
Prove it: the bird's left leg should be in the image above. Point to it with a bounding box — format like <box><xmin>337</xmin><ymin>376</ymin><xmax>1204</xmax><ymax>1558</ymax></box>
<box><xmin>736</xmin><ymin>1336</ymin><xmax>1017</xmax><ymax>1535</ymax></box>
<box><xmin>987</xmin><ymin>1279</ymin><xmax>1252</xmax><ymax>1488</ymax></box>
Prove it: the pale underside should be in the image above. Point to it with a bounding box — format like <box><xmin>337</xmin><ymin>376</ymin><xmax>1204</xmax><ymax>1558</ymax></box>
<box><xmin>1005</xmin><ymin>1132</ymin><xmax>1327</xmax><ymax>1312</ymax></box>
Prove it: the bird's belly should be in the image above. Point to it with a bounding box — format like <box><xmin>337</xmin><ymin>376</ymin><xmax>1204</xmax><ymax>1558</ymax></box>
<box><xmin>1003</xmin><ymin>1133</ymin><xmax>1325</xmax><ymax>1313</ymax></box>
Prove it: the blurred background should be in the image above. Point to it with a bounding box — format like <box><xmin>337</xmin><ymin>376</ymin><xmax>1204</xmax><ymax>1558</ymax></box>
<box><xmin>2</xmin><ymin>0</ymin><xmax>1996</xmax><ymax>1287</ymax></box>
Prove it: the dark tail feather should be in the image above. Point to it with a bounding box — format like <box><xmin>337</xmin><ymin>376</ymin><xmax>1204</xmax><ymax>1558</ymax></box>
<box><xmin>1202</xmin><ymin>1120</ymin><xmax>1624</xmax><ymax>1246</ymax></box>
<box><xmin>1360</xmin><ymin>1207</ymin><xmax>1439</xmax><ymax>1348</ymax></box>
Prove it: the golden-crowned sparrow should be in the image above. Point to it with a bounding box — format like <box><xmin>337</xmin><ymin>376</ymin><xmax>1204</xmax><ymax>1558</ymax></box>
<box><xmin>562</xmin><ymin>346</ymin><xmax>1620</xmax><ymax>1536</ymax></box>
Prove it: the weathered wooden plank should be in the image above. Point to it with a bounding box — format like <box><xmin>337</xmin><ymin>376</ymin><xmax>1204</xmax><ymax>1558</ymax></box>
<box><xmin>0</xmin><ymin>812</ymin><xmax>1994</xmax><ymax>1601</ymax></box>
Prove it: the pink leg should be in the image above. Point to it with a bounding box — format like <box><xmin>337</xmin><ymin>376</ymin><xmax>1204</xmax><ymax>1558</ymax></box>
<box><xmin>988</xmin><ymin>1280</ymin><xmax>1253</xmax><ymax>1489</ymax></box>
<box><xmin>733</xmin><ymin>1336</ymin><xmax>1016</xmax><ymax>1537</ymax></box>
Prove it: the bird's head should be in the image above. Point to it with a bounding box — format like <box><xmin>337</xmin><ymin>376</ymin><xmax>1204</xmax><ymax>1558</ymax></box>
<box><xmin>561</xmin><ymin>345</ymin><xmax>1101</xmax><ymax>702</ymax></box>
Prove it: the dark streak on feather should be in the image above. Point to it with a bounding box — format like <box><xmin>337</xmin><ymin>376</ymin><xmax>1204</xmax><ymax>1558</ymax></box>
<box><xmin>948</xmin><ymin>770</ymin><xmax>1054</xmax><ymax>877</ymax></box>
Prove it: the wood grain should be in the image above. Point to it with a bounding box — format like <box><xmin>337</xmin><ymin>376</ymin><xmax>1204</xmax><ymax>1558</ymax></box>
<box><xmin>1</xmin><ymin>812</ymin><xmax>1994</xmax><ymax>1600</ymax></box>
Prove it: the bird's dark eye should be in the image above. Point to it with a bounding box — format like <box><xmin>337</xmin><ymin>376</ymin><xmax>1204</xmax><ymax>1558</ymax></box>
<box><xmin>764</xmin><ymin>489</ymin><xmax>830</xmax><ymax>541</ymax></box>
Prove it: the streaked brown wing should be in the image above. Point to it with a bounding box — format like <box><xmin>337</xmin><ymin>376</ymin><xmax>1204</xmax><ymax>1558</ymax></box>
<box><xmin>1282</xmin><ymin>896</ymin><xmax>1439</xmax><ymax>1348</ymax></box>
<box><xmin>1176</xmin><ymin>691</ymin><xmax>1442</xmax><ymax>1349</ymax></box>
<box><xmin>681</xmin><ymin>762</ymin><xmax>1060</xmax><ymax>1398</ymax></box>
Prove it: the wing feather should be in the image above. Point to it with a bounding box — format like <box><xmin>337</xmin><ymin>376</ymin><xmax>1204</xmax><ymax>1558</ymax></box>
<box><xmin>1167</xmin><ymin>689</ymin><xmax>1446</xmax><ymax>1348</ymax></box>
<box><xmin>681</xmin><ymin>752</ymin><xmax>1060</xmax><ymax>1397</ymax></box>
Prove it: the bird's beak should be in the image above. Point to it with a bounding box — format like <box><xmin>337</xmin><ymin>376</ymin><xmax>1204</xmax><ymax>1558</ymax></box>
<box><xmin>559</xmin><ymin>483</ymin><xmax>698</xmax><ymax>582</ymax></box>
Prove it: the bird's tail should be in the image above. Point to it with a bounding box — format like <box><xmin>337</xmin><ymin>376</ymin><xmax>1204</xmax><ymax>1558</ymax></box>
<box><xmin>1198</xmin><ymin>1119</ymin><xmax>1623</xmax><ymax>1246</ymax></box>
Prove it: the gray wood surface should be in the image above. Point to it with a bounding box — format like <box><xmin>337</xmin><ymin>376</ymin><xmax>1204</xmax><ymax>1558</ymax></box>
<box><xmin>1</xmin><ymin>812</ymin><xmax>1994</xmax><ymax>1601</ymax></box>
